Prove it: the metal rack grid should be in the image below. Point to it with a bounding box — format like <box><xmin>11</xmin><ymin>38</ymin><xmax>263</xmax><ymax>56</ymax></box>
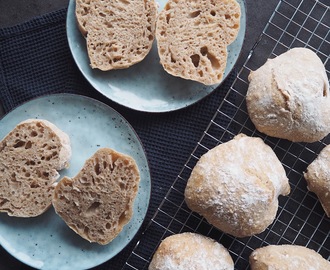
<box><xmin>123</xmin><ymin>0</ymin><xmax>330</xmax><ymax>269</ymax></box>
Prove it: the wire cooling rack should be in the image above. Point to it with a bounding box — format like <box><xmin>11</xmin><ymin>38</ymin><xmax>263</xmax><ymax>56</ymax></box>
<box><xmin>123</xmin><ymin>0</ymin><xmax>330</xmax><ymax>269</ymax></box>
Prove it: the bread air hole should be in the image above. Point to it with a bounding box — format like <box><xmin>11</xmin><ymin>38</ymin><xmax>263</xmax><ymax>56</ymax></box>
<box><xmin>30</xmin><ymin>182</ymin><xmax>39</xmax><ymax>188</ymax></box>
<box><xmin>84</xmin><ymin>227</ymin><xmax>89</xmax><ymax>237</ymax></box>
<box><xmin>95</xmin><ymin>162</ymin><xmax>101</xmax><ymax>175</ymax></box>
<box><xmin>86</xmin><ymin>202</ymin><xmax>101</xmax><ymax>215</ymax></box>
<box><xmin>13</xmin><ymin>140</ymin><xmax>25</xmax><ymax>148</ymax></box>
<box><xmin>118</xmin><ymin>0</ymin><xmax>129</xmax><ymax>5</ymax></box>
<box><xmin>190</xmin><ymin>54</ymin><xmax>200</xmax><ymax>67</ymax></box>
<box><xmin>166</xmin><ymin>14</ymin><xmax>171</xmax><ymax>24</ymax></box>
<box><xmin>210</xmin><ymin>10</ymin><xmax>216</xmax><ymax>16</ymax></box>
<box><xmin>26</xmin><ymin>160</ymin><xmax>36</xmax><ymax>166</ymax></box>
<box><xmin>200</xmin><ymin>46</ymin><xmax>208</xmax><ymax>56</ymax></box>
<box><xmin>118</xmin><ymin>211</ymin><xmax>128</xmax><ymax>226</ymax></box>
<box><xmin>189</xmin><ymin>10</ymin><xmax>201</xmax><ymax>18</ymax></box>
<box><xmin>171</xmin><ymin>54</ymin><xmax>176</xmax><ymax>63</ymax></box>
<box><xmin>200</xmin><ymin>46</ymin><xmax>220</xmax><ymax>70</ymax></box>
<box><xmin>25</xmin><ymin>141</ymin><xmax>32</xmax><ymax>149</ymax></box>
<box><xmin>119</xmin><ymin>182</ymin><xmax>126</xmax><ymax>190</ymax></box>
<box><xmin>113</xmin><ymin>56</ymin><xmax>122</xmax><ymax>63</ymax></box>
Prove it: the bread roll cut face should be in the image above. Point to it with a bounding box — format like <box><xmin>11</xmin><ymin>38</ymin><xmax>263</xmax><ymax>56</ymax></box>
<box><xmin>75</xmin><ymin>0</ymin><xmax>157</xmax><ymax>70</ymax></box>
<box><xmin>52</xmin><ymin>148</ymin><xmax>140</xmax><ymax>245</ymax></box>
<box><xmin>156</xmin><ymin>0</ymin><xmax>241</xmax><ymax>85</ymax></box>
<box><xmin>246</xmin><ymin>47</ymin><xmax>330</xmax><ymax>142</ymax></box>
<box><xmin>184</xmin><ymin>133</ymin><xmax>290</xmax><ymax>237</ymax></box>
<box><xmin>0</xmin><ymin>119</ymin><xmax>71</xmax><ymax>217</ymax></box>
<box><xmin>149</xmin><ymin>232</ymin><xmax>234</xmax><ymax>270</ymax></box>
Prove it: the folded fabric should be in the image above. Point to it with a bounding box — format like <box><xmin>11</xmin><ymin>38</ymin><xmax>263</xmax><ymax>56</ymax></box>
<box><xmin>0</xmin><ymin>8</ymin><xmax>236</xmax><ymax>270</ymax></box>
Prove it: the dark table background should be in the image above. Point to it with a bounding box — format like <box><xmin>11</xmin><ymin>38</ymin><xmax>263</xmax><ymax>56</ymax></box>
<box><xmin>0</xmin><ymin>0</ymin><xmax>280</xmax><ymax>269</ymax></box>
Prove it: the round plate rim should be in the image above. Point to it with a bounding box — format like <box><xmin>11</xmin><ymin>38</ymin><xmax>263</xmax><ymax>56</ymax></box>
<box><xmin>66</xmin><ymin>0</ymin><xmax>247</xmax><ymax>113</ymax></box>
<box><xmin>0</xmin><ymin>93</ymin><xmax>151</xmax><ymax>269</ymax></box>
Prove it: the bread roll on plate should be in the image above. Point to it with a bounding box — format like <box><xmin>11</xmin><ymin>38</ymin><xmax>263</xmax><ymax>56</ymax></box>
<box><xmin>246</xmin><ymin>47</ymin><xmax>330</xmax><ymax>142</ymax></box>
<box><xmin>52</xmin><ymin>148</ymin><xmax>140</xmax><ymax>245</ymax></box>
<box><xmin>184</xmin><ymin>133</ymin><xmax>290</xmax><ymax>237</ymax></box>
<box><xmin>0</xmin><ymin>119</ymin><xmax>71</xmax><ymax>217</ymax></box>
<box><xmin>249</xmin><ymin>245</ymin><xmax>330</xmax><ymax>270</ymax></box>
<box><xmin>149</xmin><ymin>232</ymin><xmax>234</xmax><ymax>270</ymax></box>
<box><xmin>156</xmin><ymin>0</ymin><xmax>241</xmax><ymax>85</ymax></box>
<box><xmin>75</xmin><ymin>0</ymin><xmax>157</xmax><ymax>70</ymax></box>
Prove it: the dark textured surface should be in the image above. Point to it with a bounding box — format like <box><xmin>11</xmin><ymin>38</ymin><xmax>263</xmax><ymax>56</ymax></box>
<box><xmin>0</xmin><ymin>0</ymin><xmax>280</xmax><ymax>269</ymax></box>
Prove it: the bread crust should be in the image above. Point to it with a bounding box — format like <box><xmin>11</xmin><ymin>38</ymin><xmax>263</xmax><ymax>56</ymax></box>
<box><xmin>246</xmin><ymin>47</ymin><xmax>330</xmax><ymax>142</ymax></box>
<box><xmin>75</xmin><ymin>0</ymin><xmax>157</xmax><ymax>70</ymax></box>
<box><xmin>52</xmin><ymin>148</ymin><xmax>140</xmax><ymax>245</ymax></box>
<box><xmin>184</xmin><ymin>134</ymin><xmax>290</xmax><ymax>237</ymax></box>
<box><xmin>149</xmin><ymin>232</ymin><xmax>234</xmax><ymax>270</ymax></box>
<box><xmin>156</xmin><ymin>0</ymin><xmax>241</xmax><ymax>85</ymax></box>
<box><xmin>249</xmin><ymin>245</ymin><xmax>330</xmax><ymax>270</ymax></box>
<box><xmin>0</xmin><ymin>119</ymin><xmax>71</xmax><ymax>217</ymax></box>
<box><xmin>304</xmin><ymin>144</ymin><xmax>330</xmax><ymax>217</ymax></box>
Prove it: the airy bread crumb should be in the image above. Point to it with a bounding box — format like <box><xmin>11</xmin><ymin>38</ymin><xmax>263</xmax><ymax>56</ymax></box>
<box><xmin>156</xmin><ymin>0</ymin><xmax>241</xmax><ymax>85</ymax></box>
<box><xmin>52</xmin><ymin>148</ymin><xmax>140</xmax><ymax>245</ymax></box>
<box><xmin>0</xmin><ymin>119</ymin><xmax>71</xmax><ymax>217</ymax></box>
<box><xmin>75</xmin><ymin>0</ymin><xmax>157</xmax><ymax>70</ymax></box>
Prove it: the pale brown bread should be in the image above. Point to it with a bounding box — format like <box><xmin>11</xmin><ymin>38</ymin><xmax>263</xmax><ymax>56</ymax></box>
<box><xmin>0</xmin><ymin>119</ymin><xmax>71</xmax><ymax>217</ymax></box>
<box><xmin>249</xmin><ymin>245</ymin><xmax>330</xmax><ymax>270</ymax></box>
<box><xmin>184</xmin><ymin>133</ymin><xmax>290</xmax><ymax>238</ymax></box>
<box><xmin>246</xmin><ymin>47</ymin><xmax>330</xmax><ymax>143</ymax></box>
<box><xmin>149</xmin><ymin>232</ymin><xmax>234</xmax><ymax>270</ymax></box>
<box><xmin>75</xmin><ymin>0</ymin><xmax>157</xmax><ymax>70</ymax></box>
<box><xmin>52</xmin><ymin>148</ymin><xmax>140</xmax><ymax>245</ymax></box>
<box><xmin>304</xmin><ymin>144</ymin><xmax>330</xmax><ymax>217</ymax></box>
<box><xmin>156</xmin><ymin>0</ymin><xmax>241</xmax><ymax>85</ymax></box>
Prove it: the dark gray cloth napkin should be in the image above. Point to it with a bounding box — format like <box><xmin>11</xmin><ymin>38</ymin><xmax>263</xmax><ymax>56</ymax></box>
<box><xmin>0</xmin><ymin>8</ymin><xmax>236</xmax><ymax>270</ymax></box>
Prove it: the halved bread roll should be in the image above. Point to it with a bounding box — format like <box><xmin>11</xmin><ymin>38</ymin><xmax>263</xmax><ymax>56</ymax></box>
<box><xmin>0</xmin><ymin>119</ymin><xmax>71</xmax><ymax>217</ymax></box>
<box><xmin>52</xmin><ymin>148</ymin><xmax>140</xmax><ymax>245</ymax></box>
<box><xmin>75</xmin><ymin>0</ymin><xmax>157</xmax><ymax>70</ymax></box>
<box><xmin>156</xmin><ymin>0</ymin><xmax>241</xmax><ymax>85</ymax></box>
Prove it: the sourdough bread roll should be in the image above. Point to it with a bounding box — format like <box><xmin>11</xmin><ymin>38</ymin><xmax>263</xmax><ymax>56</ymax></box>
<box><xmin>149</xmin><ymin>232</ymin><xmax>234</xmax><ymax>270</ymax></box>
<box><xmin>184</xmin><ymin>133</ymin><xmax>290</xmax><ymax>237</ymax></box>
<box><xmin>304</xmin><ymin>144</ymin><xmax>330</xmax><ymax>217</ymax></box>
<box><xmin>0</xmin><ymin>119</ymin><xmax>71</xmax><ymax>217</ymax></box>
<box><xmin>156</xmin><ymin>0</ymin><xmax>241</xmax><ymax>85</ymax></box>
<box><xmin>52</xmin><ymin>148</ymin><xmax>140</xmax><ymax>245</ymax></box>
<box><xmin>249</xmin><ymin>245</ymin><xmax>330</xmax><ymax>270</ymax></box>
<box><xmin>246</xmin><ymin>47</ymin><xmax>330</xmax><ymax>142</ymax></box>
<box><xmin>75</xmin><ymin>0</ymin><xmax>157</xmax><ymax>70</ymax></box>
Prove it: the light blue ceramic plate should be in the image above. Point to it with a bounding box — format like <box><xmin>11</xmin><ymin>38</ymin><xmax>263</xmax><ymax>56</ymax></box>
<box><xmin>0</xmin><ymin>94</ymin><xmax>151</xmax><ymax>270</ymax></box>
<box><xmin>66</xmin><ymin>0</ymin><xmax>246</xmax><ymax>112</ymax></box>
